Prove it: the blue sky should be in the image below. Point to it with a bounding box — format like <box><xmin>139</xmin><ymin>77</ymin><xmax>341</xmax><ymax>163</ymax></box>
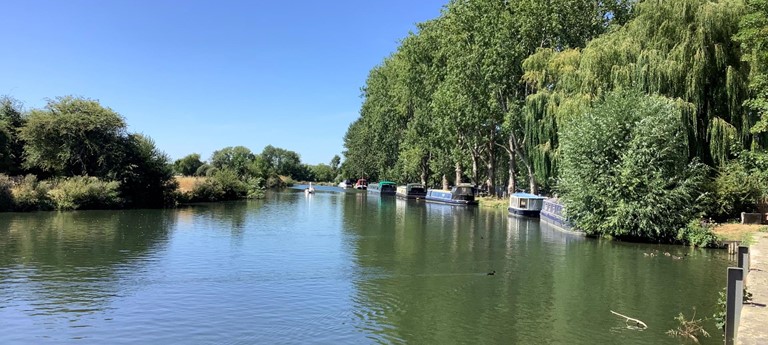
<box><xmin>0</xmin><ymin>1</ymin><xmax>446</xmax><ymax>165</ymax></box>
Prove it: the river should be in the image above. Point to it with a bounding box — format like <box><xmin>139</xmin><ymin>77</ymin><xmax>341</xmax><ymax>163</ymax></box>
<box><xmin>0</xmin><ymin>187</ymin><xmax>731</xmax><ymax>344</ymax></box>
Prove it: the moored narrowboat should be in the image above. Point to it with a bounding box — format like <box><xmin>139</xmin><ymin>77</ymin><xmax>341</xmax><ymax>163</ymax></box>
<box><xmin>338</xmin><ymin>179</ymin><xmax>354</xmax><ymax>188</ymax></box>
<box><xmin>540</xmin><ymin>198</ymin><xmax>573</xmax><ymax>231</ymax></box>
<box><xmin>425</xmin><ymin>183</ymin><xmax>477</xmax><ymax>206</ymax></box>
<box><xmin>396</xmin><ymin>183</ymin><xmax>427</xmax><ymax>200</ymax></box>
<box><xmin>508</xmin><ymin>192</ymin><xmax>546</xmax><ymax>217</ymax></box>
<box><xmin>354</xmin><ymin>179</ymin><xmax>368</xmax><ymax>190</ymax></box>
<box><xmin>368</xmin><ymin>181</ymin><xmax>397</xmax><ymax>195</ymax></box>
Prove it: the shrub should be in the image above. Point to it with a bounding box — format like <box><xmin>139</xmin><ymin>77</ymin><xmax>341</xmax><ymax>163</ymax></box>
<box><xmin>11</xmin><ymin>175</ymin><xmax>52</xmax><ymax>211</ymax></box>
<box><xmin>48</xmin><ymin>176</ymin><xmax>122</xmax><ymax>210</ymax></box>
<box><xmin>559</xmin><ymin>90</ymin><xmax>707</xmax><ymax>242</ymax></box>
<box><xmin>186</xmin><ymin>169</ymin><xmax>247</xmax><ymax>202</ymax></box>
<box><xmin>0</xmin><ymin>174</ymin><xmax>13</xmax><ymax>211</ymax></box>
<box><xmin>676</xmin><ymin>220</ymin><xmax>718</xmax><ymax>247</ymax></box>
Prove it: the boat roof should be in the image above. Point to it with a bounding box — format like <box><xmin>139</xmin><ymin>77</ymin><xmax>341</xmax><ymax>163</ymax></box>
<box><xmin>378</xmin><ymin>181</ymin><xmax>396</xmax><ymax>185</ymax></box>
<box><xmin>511</xmin><ymin>192</ymin><xmax>546</xmax><ymax>199</ymax></box>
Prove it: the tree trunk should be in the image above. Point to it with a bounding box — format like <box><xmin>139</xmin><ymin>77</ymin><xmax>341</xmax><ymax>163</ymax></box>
<box><xmin>485</xmin><ymin>130</ymin><xmax>496</xmax><ymax>197</ymax></box>
<box><xmin>526</xmin><ymin>163</ymin><xmax>538</xmax><ymax>195</ymax></box>
<box><xmin>508</xmin><ymin>139</ymin><xmax>516</xmax><ymax>195</ymax></box>
<box><xmin>442</xmin><ymin>174</ymin><xmax>449</xmax><ymax>190</ymax></box>
<box><xmin>455</xmin><ymin>162</ymin><xmax>463</xmax><ymax>185</ymax></box>
<box><xmin>420</xmin><ymin>154</ymin><xmax>429</xmax><ymax>185</ymax></box>
<box><xmin>471</xmin><ymin>153</ymin><xmax>479</xmax><ymax>185</ymax></box>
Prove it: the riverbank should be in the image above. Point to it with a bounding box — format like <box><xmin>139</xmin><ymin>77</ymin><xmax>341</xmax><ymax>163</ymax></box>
<box><xmin>713</xmin><ymin>224</ymin><xmax>768</xmax><ymax>245</ymax></box>
<box><xmin>737</xmin><ymin>231</ymin><xmax>768</xmax><ymax>345</ymax></box>
<box><xmin>477</xmin><ymin>196</ymin><xmax>507</xmax><ymax>209</ymax></box>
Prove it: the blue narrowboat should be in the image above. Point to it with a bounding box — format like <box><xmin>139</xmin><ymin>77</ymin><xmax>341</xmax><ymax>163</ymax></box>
<box><xmin>425</xmin><ymin>183</ymin><xmax>477</xmax><ymax>206</ymax></box>
<box><xmin>368</xmin><ymin>181</ymin><xmax>397</xmax><ymax>195</ymax></box>
<box><xmin>396</xmin><ymin>183</ymin><xmax>427</xmax><ymax>200</ymax></box>
<box><xmin>540</xmin><ymin>198</ymin><xmax>573</xmax><ymax>231</ymax></box>
<box><xmin>508</xmin><ymin>192</ymin><xmax>546</xmax><ymax>217</ymax></box>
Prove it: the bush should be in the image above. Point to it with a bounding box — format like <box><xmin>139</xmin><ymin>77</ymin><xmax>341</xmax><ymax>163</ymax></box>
<box><xmin>0</xmin><ymin>174</ymin><xmax>13</xmax><ymax>211</ymax></box>
<box><xmin>186</xmin><ymin>169</ymin><xmax>247</xmax><ymax>202</ymax></box>
<box><xmin>11</xmin><ymin>175</ymin><xmax>52</xmax><ymax>211</ymax></box>
<box><xmin>676</xmin><ymin>220</ymin><xmax>719</xmax><ymax>247</ymax></box>
<box><xmin>48</xmin><ymin>176</ymin><xmax>122</xmax><ymax>210</ymax></box>
<box><xmin>559</xmin><ymin>90</ymin><xmax>707</xmax><ymax>242</ymax></box>
<box><xmin>709</xmin><ymin>150</ymin><xmax>768</xmax><ymax>220</ymax></box>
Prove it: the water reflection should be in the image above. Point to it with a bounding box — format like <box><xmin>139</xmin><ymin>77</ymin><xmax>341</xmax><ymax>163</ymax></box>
<box><xmin>0</xmin><ymin>210</ymin><xmax>174</xmax><ymax>331</ymax></box>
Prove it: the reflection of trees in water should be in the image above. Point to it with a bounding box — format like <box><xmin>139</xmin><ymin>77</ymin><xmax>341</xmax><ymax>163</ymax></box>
<box><xmin>177</xmin><ymin>200</ymin><xmax>264</xmax><ymax>239</ymax></box>
<box><xmin>0</xmin><ymin>210</ymin><xmax>175</xmax><ymax>318</ymax></box>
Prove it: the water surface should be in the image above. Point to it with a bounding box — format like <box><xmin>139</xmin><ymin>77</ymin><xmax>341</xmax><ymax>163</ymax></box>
<box><xmin>0</xmin><ymin>188</ymin><xmax>731</xmax><ymax>344</ymax></box>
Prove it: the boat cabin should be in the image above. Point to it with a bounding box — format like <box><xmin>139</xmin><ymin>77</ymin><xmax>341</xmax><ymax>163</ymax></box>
<box><xmin>396</xmin><ymin>183</ymin><xmax>427</xmax><ymax>199</ymax></box>
<box><xmin>354</xmin><ymin>179</ymin><xmax>368</xmax><ymax>190</ymax></box>
<box><xmin>368</xmin><ymin>181</ymin><xmax>396</xmax><ymax>195</ymax></box>
<box><xmin>508</xmin><ymin>192</ymin><xmax>546</xmax><ymax>217</ymax></box>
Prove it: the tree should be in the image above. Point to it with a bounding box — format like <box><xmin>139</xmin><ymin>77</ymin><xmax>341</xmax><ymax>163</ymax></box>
<box><xmin>19</xmin><ymin>96</ymin><xmax>127</xmax><ymax>177</ymax></box>
<box><xmin>559</xmin><ymin>90</ymin><xmax>707</xmax><ymax>242</ymax></box>
<box><xmin>736</xmin><ymin>0</ymin><xmax>768</xmax><ymax>137</ymax></box>
<box><xmin>311</xmin><ymin>164</ymin><xmax>335</xmax><ymax>182</ymax></box>
<box><xmin>116</xmin><ymin>134</ymin><xmax>178</xmax><ymax>208</ymax></box>
<box><xmin>261</xmin><ymin>145</ymin><xmax>303</xmax><ymax>177</ymax></box>
<box><xmin>330</xmin><ymin>155</ymin><xmax>341</xmax><ymax>174</ymax></box>
<box><xmin>173</xmin><ymin>153</ymin><xmax>204</xmax><ymax>176</ymax></box>
<box><xmin>0</xmin><ymin>96</ymin><xmax>25</xmax><ymax>174</ymax></box>
<box><xmin>210</xmin><ymin>146</ymin><xmax>255</xmax><ymax>178</ymax></box>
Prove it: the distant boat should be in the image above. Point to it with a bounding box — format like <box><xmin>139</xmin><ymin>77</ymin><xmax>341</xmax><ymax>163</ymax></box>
<box><xmin>508</xmin><ymin>192</ymin><xmax>545</xmax><ymax>217</ymax></box>
<box><xmin>354</xmin><ymin>178</ymin><xmax>368</xmax><ymax>190</ymax></box>
<box><xmin>368</xmin><ymin>181</ymin><xmax>396</xmax><ymax>196</ymax></box>
<box><xmin>396</xmin><ymin>183</ymin><xmax>427</xmax><ymax>200</ymax></box>
<box><xmin>337</xmin><ymin>179</ymin><xmax>354</xmax><ymax>188</ymax></box>
<box><xmin>425</xmin><ymin>183</ymin><xmax>477</xmax><ymax>206</ymax></box>
<box><xmin>304</xmin><ymin>182</ymin><xmax>315</xmax><ymax>195</ymax></box>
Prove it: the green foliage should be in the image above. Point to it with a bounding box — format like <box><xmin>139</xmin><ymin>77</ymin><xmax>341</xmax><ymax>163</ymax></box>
<box><xmin>11</xmin><ymin>175</ymin><xmax>52</xmax><ymax>211</ymax></box>
<box><xmin>116</xmin><ymin>134</ymin><xmax>178</xmax><ymax>208</ymax></box>
<box><xmin>559</xmin><ymin>90</ymin><xmax>708</xmax><ymax>242</ymax></box>
<box><xmin>210</xmin><ymin>146</ymin><xmax>255</xmax><ymax>178</ymax></box>
<box><xmin>736</xmin><ymin>0</ymin><xmax>768</xmax><ymax>136</ymax></box>
<box><xmin>187</xmin><ymin>169</ymin><xmax>247</xmax><ymax>202</ymax></box>
<box><xmin>0</xmin><ymin>174</ymin><xmax>13</xmax><ymax>211</ymax></box>
<box><xmin>310</xmin><ymin>163</ymin><xmax>335</xmax><ymax>182</ymax></box>
<box><xmin>666</xmin><ymin>308</ymin><xmax>710</xmax><ymax>342</ymax></box>
<box><xmin>0</xmin><ymin>96</ymin><xmax>26</xmax><ymax>175</ymax></box>
<box><xmin>20</xmin><ymin>96</ymin><xmax>127</xmax><ymax>176</ymax></box>
<box><xmin>48</xmin><ymin>176</ymin><xmax>122</xmax><ymax>210</ymax></box>
<box><xmin>261</xmin><ymin>145</ymin><xmax>303</xmax><ymax>177</ymax></box>
<box><xmin>677</xmin><ymin>220</ymin><xmax>719</xmax><ymax>247</ymax></box>
<box><xmin>173</xmin><ymin>153</ymin><xmax>204</xmax><ymax>176</ymax></box>
<box><xmin>709</xmin><ymin>150</ymin><xmax>768</xmax><ymax>219</ymax></box>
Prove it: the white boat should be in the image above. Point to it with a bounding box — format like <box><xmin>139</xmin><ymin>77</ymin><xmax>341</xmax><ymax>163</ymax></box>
<box><xmin>337</xmin><ymin>179</ymin><xmax>354</xmax><ymax>188</ymax></box>
<box><xmin>305</xmin><ymin>182</ymin><xmax>315</xmax><ymax>195</ymax></box>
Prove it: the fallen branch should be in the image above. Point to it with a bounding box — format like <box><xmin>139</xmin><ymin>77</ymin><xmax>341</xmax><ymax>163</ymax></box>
<box><xmin>611</xmin><ymin>310</ymin><xmax>648</xmax><ymax>329</ymax></box>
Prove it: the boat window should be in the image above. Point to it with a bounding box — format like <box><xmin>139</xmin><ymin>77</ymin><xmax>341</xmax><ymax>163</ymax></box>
<box><xmin>454</xmin><ymin>187</ymin><xmax>474</xmax><ymax>196</ymax></box>
<box><xmin>519</xmin><ymin>199</ymin><xmax>528</xmax><ymax>209</ymax></box>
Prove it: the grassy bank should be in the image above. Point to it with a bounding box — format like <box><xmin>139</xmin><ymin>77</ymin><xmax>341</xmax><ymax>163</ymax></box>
<box><xmin>477</xmin><ymin>196</ymin><xmax>507</xmax><ymax>209</ymax></box>
<box><xmin>714</xmin><ymin>223</ymin><xmax>768</xmax><ymax>245</ymax></box>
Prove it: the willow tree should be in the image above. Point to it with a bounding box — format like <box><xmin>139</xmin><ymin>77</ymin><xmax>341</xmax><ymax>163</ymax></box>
<box><xmin>737</xmin><ymin>0</ymin><xmax>768</xmax><ymax>137</ymax></box>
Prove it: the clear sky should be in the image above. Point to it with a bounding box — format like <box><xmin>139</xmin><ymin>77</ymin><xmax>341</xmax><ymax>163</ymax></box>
<box><xmin>0</xmin><ymin>0</ymin><xmax>447</xmax><ymax>165</ymax></box>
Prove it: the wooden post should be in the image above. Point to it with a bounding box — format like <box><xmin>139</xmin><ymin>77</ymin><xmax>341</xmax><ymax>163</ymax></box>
<box><xmin>738</xmin><ymin>246</ymin><xmax>750</xmax><ymax>284</ymax></box>
<box><xmin>725</xmin><ymin>267</ymin><xmax>744</xmax><ymax>345</ymax></box>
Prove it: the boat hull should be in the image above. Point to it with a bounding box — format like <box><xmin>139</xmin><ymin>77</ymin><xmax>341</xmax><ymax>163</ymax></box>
<box><xmin>508</xmin><ymin>207</ymin><xmax>540</xmax><ymax>218</ymax></box>
<box><xmin>396</xmin><ymin>193</ymin><xmax>426</xmax><ymax>200</ymax></box>
<box><xmin>424</xmin><ymin>196</ymin><xmax>477</xmax><ymax>206</ymax></box>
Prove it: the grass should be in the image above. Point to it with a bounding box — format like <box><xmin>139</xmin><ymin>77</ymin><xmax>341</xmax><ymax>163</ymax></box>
<box><xmin>477</xmin><ymin>196</ymin><xmax>507</xmax><ymax>209</ymax></box>
<box><xmin>712</xmin><ymin>223</ymin><xmax>766</xmax><ymax>243</ymax></box>
<box><xmin>175</xmin><ymin>176</ymin><xmax>206</xmax><ymax>193</ymax></box>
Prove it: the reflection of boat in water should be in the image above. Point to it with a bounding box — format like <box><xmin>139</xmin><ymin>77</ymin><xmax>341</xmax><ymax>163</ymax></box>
<box><xmin>508</xmin><ymin>192</ymin><xmax>545</xmax><ymax>218</ymax></box>
<box><xmin>337</xmin><ymin>179</ymin><xmax>354</xmax><ymax>188</ymax></box>
<box><xmin>425</xmin><ymin>184</ymin><xmax>477</xmax><ymax>206</ymax></box>
<box><xmin>367</xmin><ymin>181</ymin><xmax>397</xmax><ymax>196</ymax></box>
<box><xmin>396</xmin><ymin>183</ymin><xmax>427</xmax><ymax>200</ymax></box>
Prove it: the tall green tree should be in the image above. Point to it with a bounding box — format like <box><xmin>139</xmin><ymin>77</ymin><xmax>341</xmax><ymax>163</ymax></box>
<box><xmin>737</xmin><ymin>0</ymin><xmax>768</xmax><ymax>136</ymax></box>
<box><xmin>19</xmin><ymin>96</ymin><xmax>127</xmax><ymax>177</ymax></box>
<box><xmin>117</xmin><ymin>134</ymin><xmax>178</xmax><ymax>208</ymax></box>
<box><xmin>174</xmin><ymin>153</ymin><xmax>204</xmax><ymax>176</ymax></box>
<box><xmin>0</xmin><ymin>96</ymin><xmax>25</xmax><ymax>174</ymax></box>
<box><xmin>210</xmin><ymin>146</ymin><xmax>255</xmax><ymax>178</ymax></box>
